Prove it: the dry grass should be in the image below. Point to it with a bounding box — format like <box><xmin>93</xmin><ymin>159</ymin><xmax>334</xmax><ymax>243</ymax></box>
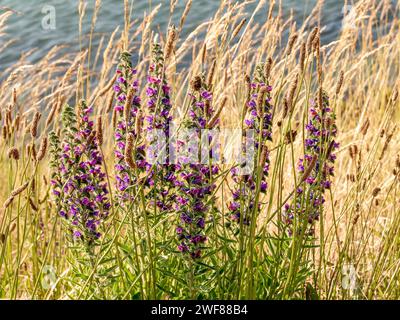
<box><xmin>0</xmin><ymin>0</ymin><xmax>399</xmax><ymax>299</ymax></box>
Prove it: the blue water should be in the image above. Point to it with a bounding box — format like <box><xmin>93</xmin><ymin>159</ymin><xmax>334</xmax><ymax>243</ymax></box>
<box><xmin>0</xmin><ymin>0</ymin><xmax>348</xmax><ymax>71</ymax></box>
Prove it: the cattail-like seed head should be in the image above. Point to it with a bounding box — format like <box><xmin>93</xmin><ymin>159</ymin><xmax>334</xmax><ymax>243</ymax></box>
<box><xmin>13</xmin><ymin>113</ymin><xmax>21</xmax><ymax>131</ymax></box>
<box><xmin>232</xmin><ymin>18</ymin><xmax>247</xmax><ymax>39</ymax></box>
<box><xmin>179</xmin><ymin>0</ymin><xmax>192</xmax><ymax>31</ymax></box>
<box><xmin>125</xmin><ymin>133</ymin><xmax>136</xmax><ymax>169</ymax></box>
<box><xmin>282</xmin><ymin>97</ymin><xmax>289</xmax><ymax>119</ymax></box>
<box><xmin>259</xmin><ymin>144</ymin><xmax>269</xmax><ymax>167</ymax></box>
<box><xmin>201</xmin><ymin>43</ymin><xmax>207</xmax><ymax>66</ymax></box>
<box><xmin>11</xmin><ymin>182</ymin><xmax>29</xmax><ymax>197</ymax></box>
<box><xmin>96</xmin><ymin>116</ymin><xmax>103</xmax><ymax>145</ymax></box>
<box><xmin>30</xmin><ymin>112</ymin><xmax>41</xmax><ymax>138</ymax></box>
<box><xmin>112</xmin><ymin>108</ymin><xmax>117</xmax><ymax>130</ymax></box>
<box><xmin>36</xmin><ymin>136</ymin><xmax>48</xmax><ymax>162</ymax></box>
<box><xmin>299</xmin><ymin>42</ymin><xmax>306</xmax><ymax>71</ymax></box>
<box><xmin>256</xmin><ymin>86</ymin><xmax>268</xmax><ymax>116</ymax></box>
<box><xmin>12</xmin><ymin>87</ymin><xmax>17</xmax><ymax>105</ymax></box>
<box><xmin>105</xmin><ymin>92</ymin><xmax>114</xmax><ymax>114</ymax></box>
<box><xmin>391</xmin><ymin>89</ymin><xmax>398</xmax><ymax>103</ymax></box>
<box><xmin>164</xmin><ymin>25</ymin><xmax>177</xmax><ymax>61</ymax></box>
<box><xmin>336</xmin><ymin>71</ymin><xmax>344</xmax><ymax>95</ymax></box>
<box><xmin>379</xmin><ymin>126</ymin><xmax>396</xmax><ymax>160</ymax></box>
<box><xmin>29</xmin><ymin>198</ymin><xmax>39</xmax><ymax>211</ymax></box>
<box><xmin>300</xmin><ymin>155</ymin><xmax>318</xmax><ymax>183</ymax></box>
<box><xmin>2</xmin><ymin>126</ymin><xmax>7</xmax><ymax>140</ymax></box>
<box><xmin>286</xmin><ymin>33</ymin><xmax>298</xmax><ymax>56</ymax></box>
<box><xmin>31</xmin><ymin>142</ymin><xmax>37</xmax><ymax>161</ymax></box>
<box><xmin>86</xmin><ymin>131</ymin><xmax>97</xmax><ymax>151</ymax></box>
<box><xmin>9</xmin><ymin>222</ymin><xmax>16</xmax><ymax>233</ymax></box>
<box><xmin>372</xmin><ymin>187</ymin><xmax>381</xmax><ymax>197</ymax></box>
<box><xmin>3</xmin><ymin>196</ymin><xmax>14</xmax><ymax>210</ymax></box>
<box><xmin>124</xmin><ymin>87</ymin><xmax>135</xmax><ymax>123</ymax></box>
<box><xmin>285</xmin><ymin>130</ymin><xmax>297</xmax><ymax>144</ymax></box>
<box><xmin>326</xmin><ymin>140</ymin><xmax>336</xmax><ymax>158</ymax></box>
<box><xmin>307</xmin><ymin>27</ymin><xmax>319</xmax><ymax>55</ymax></box>
<box><xmin>287</xmin><ymin>74</ymin><xmax>299</xmax><ymax>112</ymax></box>
<box><xmin>45</xmin><ymin>105</ymin><xmax>56</xmax><ymax>128</ymax></box>
<box><xmin>318</xmin><ymin>86</ymin><xmax>324</xmax><ymax>110</ymax></box>
<box><xmin>264</xmin><ymin>57</ymin><xmax>273</xmax><ymax>80</ymax></box>
<box><xmin>135</xmin><ymin>110</ymin><xmax>142</xmax><ymax>136</ymax></box>
<box><xmin>317</xmin><ymin>61</ymin><xmax>323</xmax><ymax>84</ymax></box>
<box><xmin>190</xmin><ymin>75</ymin><xmax>202</xmax><ymax>92</ymax></box>
<box><xmin>313</xmin><ymin>33</ymin><xmax>320</xmax><ymax>55</ymax></box>
<box><xmin>349</xmin><ymin>145</ymin><xmax>358</xmax><ymax>159</ymax></box>
<box><xmin>361</xmin><ymin>118</ymin><xmax>370</xmax><ymax>136</ymax></box>
<box><xmin>7</xmin><ymin>147</ymin><xmax>19</xmax><ymax>160</ymax></box>
<box><xmin>6</xmin><ymin>107</ymin><xmax>11</xmax><ymax>126</ymax></box>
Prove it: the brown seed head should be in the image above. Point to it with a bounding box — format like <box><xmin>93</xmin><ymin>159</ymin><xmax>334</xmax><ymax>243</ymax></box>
<box><xmin>165</xmin><ymin>25</ymin><xmax>177</xmax><ymax>61</ymax></box>
<box><xmin>372</xmin><ymin>187</ymin><xmax>381</xmax><ymax>197</ymax></box>
<box><xmin>96</xmin><ymin>116</ymin><xmax>103</xmax><ymax>146</ymax></box>
<box><xmin>124</xmin><ymin>86</ymin><xmax>135</xmax><ymax>123</ymax></box>
<box><xmin>36</xmin><ymin>136</ymin><xmax>48</xmax><ymax>162</ymax></box>
<box><xmin>264</xmin><ymin>57</ymin><xmax>273</xmax><ymax>80</ymax></box>
<box><xmin>232</xmin><ymin>18</ymin><xmax>247</xmax><ymax>39</ymax></box>
<box><xmin>307</xmin><ymin>27</ymin><xmax>319</xmax><ymax>55</ymax></box>
<box><xmin>3</xmin><ymin>196</ymin><xmax>14</xmax><ymax>209</ymax></box>
<box><xmin>259</xmin><ymin>145</ymin><xmax>269</xmax><ymax>167</ymax></box>
<box><xmin>349</xmin><ymin>145</ymin><xmax>358</xmax><ymax>160</ymax></box>
<box><xmin>9</xmin><ymin>222</ymin><xmax>16</xmax><ymax>233</ymax></box>
<box><xmin>11</xmin><ymin>182</ymin><xmax>29</xmax><ymax>197</ymax></box>
<box><xmin>190</xmin><ymin>75</ymin><xmax>202</xmax><ymax>92</ymax></box>
<box><xmin>336</xmin><ymin>71</ymin><xmax>344</xmax><ymax>95</ymax></box>
<box><xmin>287</xmin><ymin>74</ymin><xmax>299</xmax><ymax>112</ymax></box>
<box><xmin>360</xmin><ymin>118</ymin><xmax>370</xmax><ymax>136</ymax></box>
<box><xmin>31</xmin><ymin>142</ymin><xmax>37</xmax><ymax>161</ymax></box>
<box><xmin>286</xmin><ymin>33</ymin><xmax>298</xmax><ymax>56</ymax></box>
<box><xmin>7</xmin><ymin>147</ymin><xmax>19</xmax><ymax>160</ymax></box>
<box><xmin>256</xmin><ymin>86</ymin><xmax>268</xmax><ymax>116</ymax></box>
<box><xmin>300</xmin><ymin>155</ymin><xmax>318</xmax><ymax>183</ymax></box>
<box><xmin>135</xmin><ymin>110</ymin><xmax>142</xmax><ymax>136</ymax></box>
<box><xmin>125</xmin><ymin>133</ymin><xmax>136</xmax><ymax>169</ymax></box>
<box><xmin>29</xmin><ymin>198</ymin><xmax>39</xmax><ymax>212</ymax></box>
<box><xmin>30</xmin><ymin>112</ymin><xmax>41</xmax><ymax>138</ymax></box>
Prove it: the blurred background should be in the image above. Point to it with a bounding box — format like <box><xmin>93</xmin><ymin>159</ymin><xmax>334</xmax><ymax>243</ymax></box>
<box><xmin>0</xmin><ymin>0</ymin><xmax>353</xmax><ymax>71</ymax></box>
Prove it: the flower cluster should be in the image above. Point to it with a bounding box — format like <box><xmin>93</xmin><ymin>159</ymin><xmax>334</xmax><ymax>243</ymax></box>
<box><xmin>113</xmin><ymin>52</ymin><xmax>146</xmax><ymax>202</ymax></box>
<box><xmin>144</xmin><ymin>42</ymin><xmax>176</xmax><ymax>212</ymax></box>
<box><xmin>175</xmin><ymin>76</ymin><xmax>218</xmax><ymax>259</ymax></box>
<box><xmin>229</xmin><ymin>63</ymin><xmax>273</xmax><ymax>225</ymax></box>
<box><xmin>283</xmin><ymin>90</ymin><xmax>339</xmax><ymax>235</ymax></box>
<box><xmin>50</xmin><ymin>102</ymin><xmax>110</xmax><ymax>243</ymax></box>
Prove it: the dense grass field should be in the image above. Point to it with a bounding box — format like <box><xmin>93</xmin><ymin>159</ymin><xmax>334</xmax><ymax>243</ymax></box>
<box><xmin>0</xmin><ymin>0</ymin><xmax>399</xmax><ymax>300</ymax></box>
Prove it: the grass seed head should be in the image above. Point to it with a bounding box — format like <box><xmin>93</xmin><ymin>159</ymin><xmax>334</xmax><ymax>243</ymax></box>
<box><xmin>7</xmin><ymin>147</ymin><xmax>19</xmax><ymax>160</ymax></box>
<box><xmin>30</xmin><ymin>111</ymin><xmax>41</xmax><ymax>138</ymax></box>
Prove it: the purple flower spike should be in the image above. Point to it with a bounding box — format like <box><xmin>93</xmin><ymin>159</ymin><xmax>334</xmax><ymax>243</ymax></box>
<box><xmin>283</xmin><ymin>90</ymin><xmax>338</xmax><ymax>236</ymax></box>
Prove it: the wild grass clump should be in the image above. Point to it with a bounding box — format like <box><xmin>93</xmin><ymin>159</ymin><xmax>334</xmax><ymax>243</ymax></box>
<box><xmin>0</xmin><ymin>1</ymin><xmax>399</xmax><ymax>300</ymax></box>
